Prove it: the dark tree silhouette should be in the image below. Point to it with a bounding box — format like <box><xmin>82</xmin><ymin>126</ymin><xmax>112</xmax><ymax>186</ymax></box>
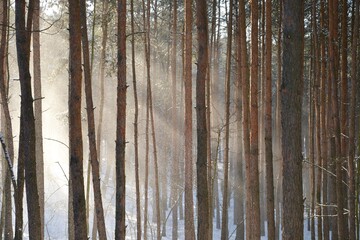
<box><xmin>15</xmin><ymin>0</ymin><xmax>42</xmax><ymax>237</ymax></box>
<box><xmin>115</xmin><ymin>0</ymin><xmax>127</xmax><ymax>237</ymax></box>
<box><xmin>281</xmin><ymin>0</ymin><xmax>304</xmax><ymax>239</ymax></box>
<box><xmin>195</xmin><ymin>0</ymin><xmax>210</xmax><ymax>237</ymax></box>
<box><xmin>68</xmin><ymin>0</ymin><xmax>87</xmax><ymax>238</ymax></box>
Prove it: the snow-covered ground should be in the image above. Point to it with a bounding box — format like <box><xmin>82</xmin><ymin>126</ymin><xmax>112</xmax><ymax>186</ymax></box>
<box><xmin>7</xmin><ymin>167</ymin><xmax>317</xmax><ymax>240</ymax></box>
<box><xmin>35</xmin><ymin>160</ymin><xmax>318</xmax><ymax>239</ymax></box>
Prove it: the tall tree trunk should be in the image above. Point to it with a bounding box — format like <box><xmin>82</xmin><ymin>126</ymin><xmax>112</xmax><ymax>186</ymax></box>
<box><xmin>281</xmin><ymin>0</ymin><xmax>304</xmax><ymax>239</ymax></box>
<box><xmin>327</xmin><ymin>30</ymin><xmax>338</xmax><ymax>238</ymax></box>
<box><xmin>195</xmin><ymin>0</ymin><xmax>210</xmax><ymax>237</ymax></box>
<box><xmin>0</xmin><ymin>1</ymin><xmax>13</xmax><ymax>240</ymax></box>
<box><xmin>149</xmin><ymin>53</ymin><xmax>161</xmax><ymax>240</ymax></box>
<box><xmin>184</xmin><ymin>0</ymin><xmax>195</xmax><ymax>237</ymax></box>
<box><xmin>340</xmin><ymin>0</ymin><xmax>349</xmax><ymax>236</ymax></box>
<box><xmin>96</xmin><ymin>0</ymin><xmax>109</xmax><ymax>187</ymax></box>
<box><xmin>141</xmin><ymin>0</ymin><xmax>161</xmax><ymax>237</ymax></box>
<box><xmin>79</xmin><ymin>0</ymin><xmax>107</xmax><ymax>238</ymax></box>
<box><xmin>220</xmin><ymin>0</ymin><xmax>232</xmax><ymax>238</ymax></box>
<box><xmin>275</xmin><ymin>1</ymin><xmax>282</xmax><ymax>238</ymax></box>
<box><xmin>15</xmin><ymin>123</ymin><xmax>25</xmax><ymax>240</ymax></box>
<box><xmin>115</xmin><ymin>0</ymin><xmax>127</xmax><ymax>237</ymax></box>
<box><xmin>171</xmin><ymin>0</ymin><xmax>178</xmax><ymax>237</ymax></box>
<box><xmin>312</xmin><ymin>0</ymin><xmax>323</xmax><ymax>236</ymax></box>
<box><xmin>15</xmin><ymin>0</ymin><xmax>43</xmax><ymax>237</ymax></box>
<box><xmin>238</xmin><ymin>0</ymin><xmax>250</xmax><ymax>239</ymax></box>
<box><xmin>259</xmin><ymin>2</ymin><xmax>266</xmax><ymax>233</ymax></box>
<box><xmin>87</xmin><ymin>0</ymin><xmax>96</xmax><ymax>234</ymax></box>
<box><xmin>68</xmin><ymin>0</ymin><xmax>87</xmax><ymax>238</ymax></box>
<box><xmin>206</xmin><ymin>38</ymin><xmax>212</xmax><ymax>240</ymax></box>
<box><xmin>234</xmin><ymin>2</ymin><xmax>244</xmax><ymax>240</ymax></box>
<box><xmin>0</xmin><ymin>1</ymin><xmax>14</xmax><ymax>238</ymax></box>
<box><xmin>340</xmin><ymin>0</ymin><xmax>348</xmax><ymax>209</ymax></box>
<box><xmin>319</xmin><ymin>0</ymin><xmax>329</xmax><ymax>238</ymax></box>
<box><xmin>32</xmin><ymin>0</ymin><xmax>44</xmax><ymax>237</ymax></box>
<box><xmin>315</xmin><ymin>41</ymin><xmax>323</xmax><ymax>240</ymax></box>
<box><xmin>130</xmin><ymin>0</ymin><xmax>141</xmax><ymax>238</ymax></box>
<box><xmin>265</xmin><ymin>0</ymin><xmax>275</xmax><ymax>238</ymax></box>
<box><xmin>142</xmin><ymin>0</ymin><xmax>150</xmax><ymax>236</ymax></box>
<box><xmin>214</xmin><ymin>3</ymin><xmax>222</xmax><ymax>231</ymax></box>
<box><xmin>208</xmin><ymin>0</ymin><xmax>217</xmax><ymax>236</ymax></box>
<box><xmin>311</xmin><ymin>1</ymin><xmax>323</xmax><ymax>237</ymax></box>
<box><xmin>348</xmin><ymin>1</ymin><xmax>358</xmax><ymax>239</ymax></box>
<box><xmin>247</xmin><ymin>0</ymin><xmax>261</xmax><ymax>238</ymax></box>
<box><xmin>87</xmin><ymin>4</ymin><xmax>98</xmax><ymax>174</ymax></box>
<box><xmin>328</xmin><ymin>0</ymin><xmax>346</xmax><ymax>237</ymax></box>
<box><xmin>309</xmin><ymin>41</ymin><xmax>315</xmax><ymax>240</ymax></box>
<box><xmin>92</xmin><ymin>1</ymin><xmax>108</xmax><ymax>238</ymax></box>
<box><xmin>213</xmin><ymin>130</ymin><xmax>221</xmax><ymax>231</ymax></box>
<box><xmin>143</xmin><ymin>86</ymin><xmax>149</xmax><ymax>240</ymax></box>
<box><xmin>234</xmin><ymin>50</ymin><xmax>245</xmax><ymax>240</ymax></box>
<box><xmin>209</xmin><ymin>1</ymin><xmax>221</xmax><ymax>235</ymax></box>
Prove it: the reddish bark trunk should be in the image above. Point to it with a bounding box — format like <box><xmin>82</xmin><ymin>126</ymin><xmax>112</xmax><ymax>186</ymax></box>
<box><xmin>281</xmin><ymin>0</ymin><xmax>304</xmax><ymax>239</ymax></box>
<box><xmin>115</xmin><ymin>0</ymin><xmax>127</xmax><ymax>237</ymax></box>
<box><xmin>195</xmin><ymin>0</ymin><xmax>210</xmax><ymax>237</ymax></box>
<box><xmin>184</xmin><ymin>0</ymin><xmax>195</xmax><ymax>237</ymax></box>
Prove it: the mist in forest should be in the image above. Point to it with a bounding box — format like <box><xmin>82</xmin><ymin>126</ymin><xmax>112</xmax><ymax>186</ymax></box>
<box><xmin>6</xmin><ymin>7</ymin><xmax>189</xmax><ymax>237</ymax></box>
<box><xmin>1</xmin><ymin>0</ymin><xmax>359</xmax><ymax>239</ymax></box>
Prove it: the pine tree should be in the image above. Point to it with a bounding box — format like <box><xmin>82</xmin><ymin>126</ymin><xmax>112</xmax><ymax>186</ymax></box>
<box><xmin>281</xmin><ymin>0</ymin><xmax>304</xmax><ymax>238</ymax></box>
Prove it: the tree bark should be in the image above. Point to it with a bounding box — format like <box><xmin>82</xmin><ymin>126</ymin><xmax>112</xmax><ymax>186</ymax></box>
<box><xmin>207</xmin><ymin>0</ymin><xmax>217</xmax><ymax>236</ymax></box>
<box><xmin>184</xmin><ymin>0</ymin><xmax>195</xmax><ymax>237</ymax></box>
<box><xmin>319</xmin><ymin>0</ymin><xmax>329</xmax><ymax>238</ymax></box>
<box><xmin>265</xmin><ymin>0</ymin><xmax>275</xmax><ymax>238</ymax></box>
<box><xmin>171</xmin><ymin>0</ymin><xmax>178</xmax><ymax>237</ymax></box>
<box><xmin>92</xmin><ymin>1</ymin><xmax>108</xmax><ymax>238</ymax></box>
<box><xmin>130</xmin><ymin>0</ymin><xmax>141</xmax><ymax>238</ymax></box>
<box><xmin>143</xmin><ymin>85</ymin><xmax>149</xmax><ymax>240</ymax></box>
<box><xmin>326</xmin><ymin>30</ymin><xmax>338</xmax><ymax>238</ymax></box>
<box><xmin>238</xmin><ymin>0</ymin><xmax>251</xmax><ymax>239</ymax></box>
<box><xmin>79</xmin><ymin>0</ymin><xmax>107</xmax><ymax>238</ymax></box>
<box><xmin>281</xmin><ymin>0</ymin><xmax>304</xmax><ymax>239</ymax></box>
<box><xmin>0</xmin><ymin>1</ymin><xmax>14</xmax><ymax>238</ymax></box>
<box><xmin>15</xmin><ymin>0</ymin><xmax>43</xmax><ymax>237</ymax></box>
<box><xmin>275</xmin><ymin>1</ymin><xmax>282</xmax><ymax>238</ymax></box>
<box><xmin>340</xmin><ymin>0</ymin><xmax>348</xmax><ymax>198</ymax></box>
<box><xmin>328</xmin><ymin>0</ymin><xmax>346</xmax><ymax>237</ymax></box>
<box><xmin>142</xmin><ymin>0</ymin><xmax>149</xmax><ymax>237</ymax></box>
<box><xmin>340</xmin><ymin>0</ymin><xmax>349</xmax><ymax>236</ymax></box>
<box><xmin>208</xmin><ymin>1</ymin><xmax>221</xmax><ymax>236</ymax></box>
<box><xmin>311</xmin><ymin>1</ymin><xmax>323</xmax><ymax>238</ymax></box>
<box><xmin>15</xmin><ymin>124</ymin><xmax>25</xmax><ymax>240</ymax></box>
<box><xmin>68</xmin><ymin>0</ymin><xmax>87</xmax><ymax>238</ymax></box>
<box><xmin>348</xmin><ymin>1</ymin><xmax>358</xmax><ymax>239</ymax></box>
<box><xmin>195</xmin><ymin>0</ymin><xmax>210</xmax><ymax>237</ymax></box>
<box><xmin>32</xmin><ymin>0</ymin><xmax>44</xmax><ymax>237</ymax></box>
<box><xmin>234</xmin><ymin>2</ymin><xmax>245</xmax><ymax>240</ymax></box>
<box><xmin>115</xmin><ymin>0</ymin><xmax>127</xmax><ymax>237</ymax></box>
<box><xmin>309</xmin><ymin>39</ymin><xmax>315</xmax><ymax>240</ymax></box>
<box><xmin>220</xmin><ymin>0</ymin><xmax>232</xmax><ymax>238</ymax></box>
<box><xmin>247</xmin><ymin>0</ymin><xmax>261</xmax><ymax>238</ymax></box>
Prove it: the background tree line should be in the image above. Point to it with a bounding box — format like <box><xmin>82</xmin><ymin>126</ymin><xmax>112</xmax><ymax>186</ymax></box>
<box><xmin>0</xmin><ymin>0</ymin><xmax>359</xmax><ymax>239</ymax></box>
